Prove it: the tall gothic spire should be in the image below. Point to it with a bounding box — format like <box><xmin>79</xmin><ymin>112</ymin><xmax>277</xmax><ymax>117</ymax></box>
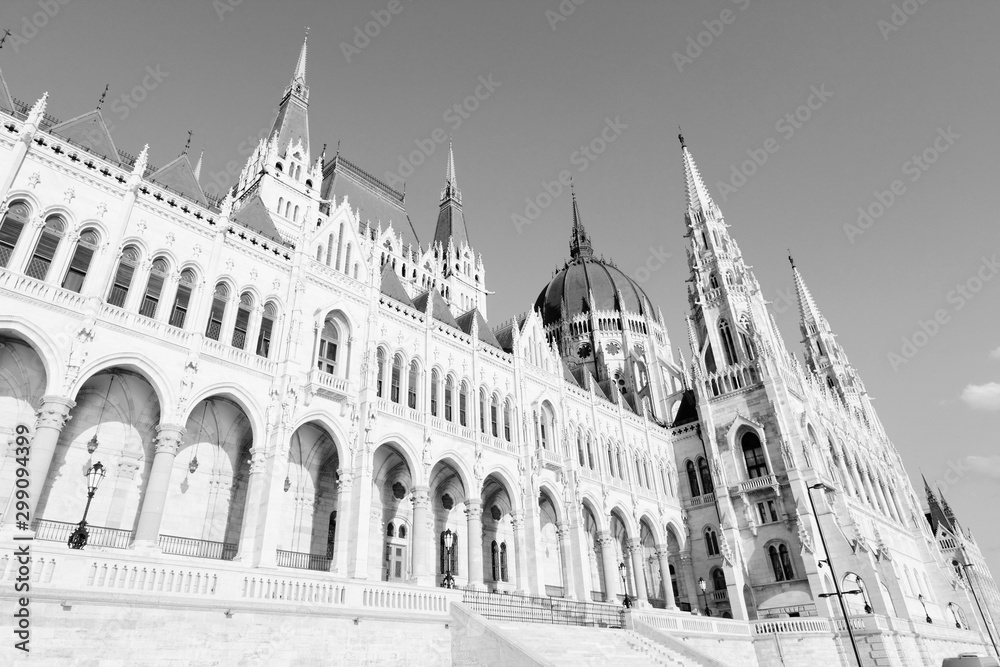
<box><xmin>791</xmin><ymin>256</ymin><xmax>825</xmax><ymax>337</ymax></box>
<box><xmin>269</xmin><ymin>30</ymin><xmax>311</xmax><ymax>160</ymax></box>
<box><xmin>680</xmin><ymin>133</ymin><xmax>721</xmax><ymax>224</ymax></box>
<box><xmin>433</xmin><ymin>140</ymin><xmax>470</xmax><ymax>250</ymax></box>
<box><xmin>568</xmin><ymin>182</ymin><xmax>593</xmax><ymax>261</ymax></box>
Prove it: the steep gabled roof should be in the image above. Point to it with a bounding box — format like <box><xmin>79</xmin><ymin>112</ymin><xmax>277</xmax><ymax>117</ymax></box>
<box><xmin>672</xmin><ymin>389</ymin><xmax>699</xmax><ymax>426</ymax></box>
<box><xmin>149</xmin><ymin>154</ymin><xmax>208</xmax><ymax>205</ymax></box>
<box><xmin>380</xmin><ymin>264</ymin><xmax>414</xmax><ymax>307</ymax></box>
<box><xmin>232</xmin><ymin>194</ymin><xmax>282</xmax><ymax>239</ymax></box>
<box><xmin>562</xmin><ymin>360</ymin><xmax>580</xmax><ymax>386</ymax></box>
<box><xmin>412</xmin><ymin>289</ymin><xmax>459</xmax><ymax>329</ymax></box>
<box><xmin>456</xmin><ymin>308</ymin><xmax>500</xmax><ymax>348</ymax></box>
<box><xmin>49</xmin><ymin>110</ymin><xmax>120</xmax><ymax>163</ymax></box>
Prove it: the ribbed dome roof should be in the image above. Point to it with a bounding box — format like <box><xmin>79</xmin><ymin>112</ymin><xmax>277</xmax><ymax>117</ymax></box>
<box><xmin>535</xmin><ymin>189</ymin><xmax>656</xmax><ymax>327</ymax></box>
<box><xmin>535</xmin><ymin>257</ymin><xmax>654</xmax><ymax>327</ymax></box>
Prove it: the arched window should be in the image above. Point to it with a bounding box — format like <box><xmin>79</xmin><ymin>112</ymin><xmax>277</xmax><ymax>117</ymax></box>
<box><xmin>62</xmin><ymin>228</ymin><xmax>99</xmax><ymax>292</ymax></box>
<box><xmin>293</xmin><ymin>204</ymin><xmax>299</xmax><ymax>222</ymax></box>
<box><xmin>479</xmin><ymin>388</ymin><xmax>487</xmax><ymax>433</ymax></box>
<box><xmin>376</xmin><ymin>349</ymin><xmax>387</xmax><ymax>398</ymax></box>
<box><xmin>742</xmin><ymin>432</ymin><xmax>768</xmax><ymax>479</ymax></box>
<box><xmin>386</xmin><ymin>523</ymin><xmax>395</xmax><ymax>538</ymax></box>
<box><xmin>617</xmin><ymin>448</ymin><xmax>625</xmax><ymax>482</ymax></box>
<box><xmin>277</xmin><ymin>196</ymin><xmax>284</xmax><ymax>213</ymax></box>
<box><xmin>719</xmin><ymin>319</ymin><xmax>738</xmax><ymax>365</ymax></box>
<box><xmin>709</xmin><ymin>273</ymin><xmax>719</xmax><ymax>289</ymax></box>
<box><xmin>712</xmin><ymin>568</ymin><xmax>727</xmax><ymax>591</ymax></box>
<box><xmin>25</xmin><ymin>215</ymin><xmax>65</xmax><ymax>281</ymax></box>
<box><xmin>687</xmin><ymin>461</ymin><xmax>701</xmax><ymax>497</ymax></box>
<box><xmin>705</xmin><ymin>527</ymin><xmax>720</xmax><ymax>557</ymax></box>
<box><xmin>490</xmin><ymin>395</ymin><xmax>499</xmax><ymax>437</ymax></box>
<box><xmin>285</xmin><ymin>201</ymin><xmax>292</xmax><ymax>218</ymax></box>
<box><xmin>0</xmin><ymin>202</ymin><xmax>30</xmax><ymax>268</ymax></box>
<box><xmin>317</xmin><ymin>320</ymin><xmax>340</xmax><ymax>373</ymax></box>
<box><xmin>444</xmin><ymin>376</ymin><xmax>454</xmax><ymax>421</ymax></box>
<box><xmin>577</xmin><ymin>434</ymin><xmax>585</xmax><ymax>467</ymax></box>
<box><xmin>390</xmin><ymin>354</ymin><xmax>403</xmax><ymax>403</ymax></box>
<box><xmin>779</xmin><ymin>544</ymin><xmax>794</xmax><ymax>580</ymax></box>
<box><xmin>459</xmin><ymin>382</ymin><xmax>469</xmax><ymax>426</ymax></box>
<box><xmin>539</xmin><ymin>408</ymin><xmax>550</xmax><ymax>449</ymax></box>
<box><xmin>204</xmin><ymin>282</ymin><xmax>229</xmax><ymax>340</ymax></box>
<box><xmin>398</xmin><ymin>524</ymin><xmax>406</xmax><ymax>539</ymax></box>
<box><xmin>344</xmin><ymin>244</ymin><xmax>352</xmax><ymax>275</ymax></box>
<box><xmin>169</xmin><ymin>268</ymin><xmax>196</xmax><ymax>328</ymax></box>
<box><xmin>739</xmin><ymin>316</ymin><xmax>756</xmax><ymax>361</ymax></box>
<box><xmin>698</xmin><ymin>457</ymin><xmax>714</xmax><ymax>495</ymax></box>
<box><xmin>108</xmin><ymin>246</ymin><xmax>144</xmax><ymax>308</ymax></box>
<box><xmin>503</xmin><ymin>400</ymin><xmax>512</xmax><ymax>442</ymax></box>
<box><xmin>608</xmin><ymin>444</ymin><xmax>616</xmax><ymax>477</ymax></box>
<box><xmin>635</xmin><ymin>457</ymin><xmax>643</xmax><ymax>487</ymax></box>
<box><xmin>139</xmin><ymin>257</ymin><xmax>169</xmax><ymax>318</ymax></box>
<box><xmin>407</xmin><ymin>361</ymin><xmax>419</xmax><ymax>409</ymax></box>
<box><xmin>586</xmin><ymin>436</ymin><xmax>595</xmax><ymax>469</ymax></box>
<box><xmin>500</xmin><ymin>543</ymin><xmax>509</xmax><ymax>582</ymax></box>
<box><xmin>231</xmin><ymin>292</ymin><xmax>253</xmax><ymax>348</ymax></box>
<box><xmin>430</xmin><ymin>369</ymin><xmax>440</xmax><ymax>416</ymax></box>
<box><xmin>491</xmin><ymin>540</ymin><xmax>500</xmax><ymax>581</ymax></box>
<box><xmin>256</xmin><ymin>302</ymin><xmax>276</xmax><ymax>357</ymax></box>
<box><xmin>769</xmin><ymin>545</ymin><xmax>791</xmax><ymax>581</ymax></box>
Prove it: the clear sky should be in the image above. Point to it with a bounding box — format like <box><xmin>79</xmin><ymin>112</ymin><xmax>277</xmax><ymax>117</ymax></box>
<box><xmin>3</xmin><ymin>0</ymin><xmax>998</xmax><ymax>576</ymax></box>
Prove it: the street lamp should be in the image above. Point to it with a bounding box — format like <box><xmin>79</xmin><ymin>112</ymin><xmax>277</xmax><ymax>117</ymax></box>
<box><xmin>918</xmin><ymin>594</ymin><xmax>933</xmax><ymax>624</ymax></box>
<box><xmin>956</xmin><ymin>559</ymin><xmax>1000</xmax><ymax>657</ymax></box>
<box><xmin>618</xmin><ymin>562</ymin><xmax>631</xmax><ymax>608</ymax></box>
<box><xmin>806</xmin><ymin>482</ymin><xmax>864</xmax><ymax>667</ymax></box>
<box><xmin>441</xmin><ymin>529</ymin><xmax>455</xmax><ymax>589</ymax></box>
<box><xmin>698</xmin><ymin>576</ymin><xmax>711</xmax><ymax>616</ymax></box>
<box><xmin>67</xmin><ymin>461</ymin><xmax>106</xmax><ymax>550</ymax></box>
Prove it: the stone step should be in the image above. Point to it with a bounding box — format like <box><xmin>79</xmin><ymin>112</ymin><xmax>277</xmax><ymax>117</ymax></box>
<box><xmin>492</xmin><ymin>623</ymin><xmax>693</xmax><ymax>666</ymax></box>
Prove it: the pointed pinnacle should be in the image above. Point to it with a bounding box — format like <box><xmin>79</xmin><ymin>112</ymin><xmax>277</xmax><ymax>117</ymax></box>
<box><xmin>294</xmin><ymin>29</ymin><xmax>308</xmax><ymax>83</ymax></box>
<box><xmin>446</xmin><ymin>138</ymin><xmax>457</xmax><ymax>188</ymax></box>
<box><xmin>193</xmin><ymin>148</ymin><xmax>204</xmax><ymax>181</ymax></box>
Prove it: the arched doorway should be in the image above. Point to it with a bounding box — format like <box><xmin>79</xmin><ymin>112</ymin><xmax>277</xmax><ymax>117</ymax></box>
<box><xmin>483</xmin><ymin>473</ymin><xmax>516</xmax><ymax>592</ymax></box>
<box><xmin>37</xmin><ymin>369</ymin><xmax>159</xmax><ymax>548</ymax></box>
<box><xmin>161</xmin><ymin>396</ymin><xmax>253</xmax><ymax>559</ymax></box>
<box><xmin>371</xmin><ymin>442</ymin><xmax>414</xmax><ymax>582</ymax></box>
<box><xmin>581</xmin><ymin>501</ymin><xmax>606</xmax><ymax>601</ymax></box>
<box><xmin>430</xmin><ymin>459</ymin><xmax>468</xmax><ymax>587</ymax></box>
<box><xmin>277</xmin><ymin>421</ymin><xmax>340</xmax><ymax>570</ymax></box>
<box><xmin>639</xmin><ymin>519</ymin><xmax>659</xmax><ymax>606</ymax></box>
<box><xmin>537</xmin><ymin>489</ymin><xmax>564</xmax><ymax>597</ymax></box>
<box><xmin>610</xmin><ymin>510</ymin><xmax>633</xmax><ymax>603</ymax></box>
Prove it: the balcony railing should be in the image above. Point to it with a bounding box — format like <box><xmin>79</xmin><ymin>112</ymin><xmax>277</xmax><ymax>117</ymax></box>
<box><xmin>158</xmin><ymin>534</ymin><xmax>237</xmax><ymax>561</ymax></box>
<box><xmin>107</xmin><ymin>285</ymin><xmax>128</xmax><ymax>308</ymax></box>
<box><xmin>276</xmin><ymin>549</ymin><xmax>332</xmax><ymax>572</ymax></box>
<box><xmin>33</xmin><ymin>519</ymin><xmax>133</xmax><ymax>549</ymax></box>
<box><xmin>711</xmin><ymin>589</ymin><xmax>730</xmax><ymax>602</ymax></box>
<box><xmin>737</xmin><ymin>474</ymin><xmax>778</xmax><ymax>494</ymax></box>
<box><xmin>462</xmin><ymin>589</ymin><xmax>623</xmax><ymax>628</ymax></box>
<box><xmin>539</xmin><ymin>448</ymin><xmax>563</xmax><ymax>469</ymax></box>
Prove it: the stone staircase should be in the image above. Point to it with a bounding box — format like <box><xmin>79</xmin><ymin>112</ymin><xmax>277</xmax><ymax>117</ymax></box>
<box><xmin>492</xmin><ymin>622</ymin><xmax>705</xmax><ymax>666</ymax></box>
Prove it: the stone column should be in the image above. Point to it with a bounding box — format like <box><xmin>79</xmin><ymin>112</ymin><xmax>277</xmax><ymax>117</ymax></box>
<box><xmin>236</xmin><ymin>446</ymin><xmax>274</xmax><ymax>565</ymax></box>
<box><xmin>628</xmin><ymin>538</ymin><xmax>649</xmax><ymax>606</ymax></box>
<box><xmin>410</xmin><ymin>485</ymin><xmax>432</xmax><ymax>585</ymax></box>
<box><xmin>598</xmin><ymin>531</ymin><xmax>620</xmax><ymax>602</ymax></box>
<box><xmin>7</xmin><ymin>396</ymin><xmax>75</xmax><ymax>528</ymax></box>
<box><xmin>557</xmin><ymin>521</ymin><xmax>576</xmax><ymax>599</ymax></box>
<box><xmin>511</xmin><ymin>510</ymin><xmax>528</xmax><ymax>594</ymax></box>
<box><xmin>466</xmin><ymin>499</ymin><xmax>484</xmax><ymax>589</ymax></box>
<box><xmin>655</xmin><ymin>544</ymin><xmax>678</xmax><ymax>609</ymax></box>
<box><xmin>132</xmin><ymin>423</ymin><xmax>185</xmax><ymax>546</ymax></box>
<box><xmin>680</xmin><ymin>552</ymin><xmax>701</xmax><ymax>612</ymax></box>
<box><xmin>332</xmin><ymin>468</ymin><xmax>354</xmax><ymax>575</ymax></box>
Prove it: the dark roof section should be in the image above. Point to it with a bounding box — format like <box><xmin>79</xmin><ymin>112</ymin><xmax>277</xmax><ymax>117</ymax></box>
<box><xmin>49</xmin><ymin>110</ymin><xmax>120</xmax><ymax>164</ymax></box>
<box><xmin>562</xmin><ymin>360</ymin><xmax>580</xmax><ymax>386</ymax></box>
<box><xmin>149</xmin><ymin>154</ymin><xmax>208</xmax><ymax>205</ymax></box>
<box><xmin>456</xmin><ymin>308</ymin><xmax>500</xmax><ymax>348</ymax></box>
<box><xmin>534</xmin><ymin>257</ymin><xmax>655</xmax><ymax>327</ymax></box>
<box><xmin>321</xmin><ymin>154</ymin><xmax>420</xmax><ymax>249</ymax></box>
<box><xmin>232</xmin><ymin>194</ymin><xmax>282</xmax><ymax>239</ymax></box>
<box><xmin>0</xmin><ymin>67</ymin><xmax>16</xmax><ymax>115</ymax></box>
<box><xmin>493</xmin><ymin>321</ymin><xmax>516</xmax><ymax>353</ymax></box>
<box><xmin>380</xmin><ymin>264</ymin><xmax>414</xmax><ymax>308</ymax></box>
<box><xmin>434</xmin><ymin>196</ymin><xmax>469</xmax><ymax>250</ymax></box>
<box><xmin>412</xmin><ymin>289</ymin><xmax>459</xmax><ymax>329</ymax></box>
<box><xmin>671</xmin><ymin>389</ymin><xmax>699</xmax><ymax>426</ymax></box>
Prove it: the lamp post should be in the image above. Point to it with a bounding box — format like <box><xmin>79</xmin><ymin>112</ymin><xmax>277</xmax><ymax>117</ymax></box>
<box><xmin>806</xmin><ymin>482</ymin><xmax>864</xmax><ymax>667</ymax></box>
<box><xmin>618</xmin><ymin>562</ymin><xmax>631</xmax><ymax>608</ymax></box>
<box><xmin>918</xmin><ymin>594</ymin><xmax>933</xmax><ymax>624</ymax></box>
<box><xmin>67</xmin><ymin>461</ymin><xmax>106</xmax><ymax>550</ymax></box>
<box><xmin>442</xmin><ymin>528</ymin><xmax>455</xmax><ymax>589</ymax></box>
<box><xmin>957</xmin><ymin>560</ymin><xmax>1000</xmax><ymax>657</ymax></box>
<box><xmin>698</xmin><ymin>576</ymin><xmax>710</xmax><ymax>616</ymax></box>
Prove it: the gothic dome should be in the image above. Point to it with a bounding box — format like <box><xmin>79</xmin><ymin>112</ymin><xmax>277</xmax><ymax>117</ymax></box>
<box><xmin>534</xmin><ymin>256</ymin><xmax>654</xmax><ymax>327</ymax></box>
<box><xmin>534</xmin><ymin>190</ymin><xmax>654</xmax><ymax>327</ymax></box>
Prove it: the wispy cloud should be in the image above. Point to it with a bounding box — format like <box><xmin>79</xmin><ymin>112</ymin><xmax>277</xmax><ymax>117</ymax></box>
<box><xmin>990</xmin><ymin>346</ymin><xmax>1000</xmax><ymax>361</ymax></box>
<box><xmin>960</xmin><ymin>382</ymin><xmax>1000</xmax><ymax>411</ymax></box>
<box><xmin>966</xmin><ymin>455</ymin><xmax>1000</xmax><ymax>479</ymax></box>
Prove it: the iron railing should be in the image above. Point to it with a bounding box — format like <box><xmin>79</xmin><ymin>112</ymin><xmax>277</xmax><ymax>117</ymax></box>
<box><xmin>107</xmin><ymin>286</ymin><xmax>128</xmax><ymax>308</ymax></box>
<box><xmin>158</xmin><ymin>534</ymin><xmax>237</xmax><ymax>561</ymax></box>
<box><xmin>462</xmin><ymin>589</ymin><xmax>624</xmax><ymax>628</ymax></box>
<box><xmin>276</xmin><ymin>549</ymin><xmax>332</xmax><ymax>571</ymax></box>
<box><xmin>33</xmin><ymin>519</ymin><xmax>133</xmax><ymax>549</ymax></box>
